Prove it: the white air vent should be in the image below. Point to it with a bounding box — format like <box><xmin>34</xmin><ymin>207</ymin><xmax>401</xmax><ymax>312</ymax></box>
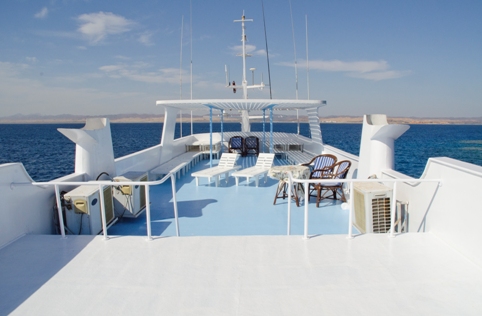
<box><xmin>353</xmin><ymin>182</ymin><xmax>393</xmax><ymax>233</ymax></box>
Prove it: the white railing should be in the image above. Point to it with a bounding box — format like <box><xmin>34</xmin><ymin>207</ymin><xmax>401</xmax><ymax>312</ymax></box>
<box><xmin>10</xmin><ymin>168</ymin><xmax>442</xmax><ymax>240</ymax></box>
<box><xmin>285</xmin><ymin>175</ymin><xmax>443</xmax><ymax>239</ymax></box>
<box><xmin>11</xmin><ymin>163</ymin><xmax>186</xmax><ymax>241</ymax></box>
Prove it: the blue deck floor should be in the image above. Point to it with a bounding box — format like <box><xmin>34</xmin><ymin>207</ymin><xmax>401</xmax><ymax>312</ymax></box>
<box><xmin>108</xmin><ymin>155</ymin><xmax>356</xmax><ymax>237</ymax></box>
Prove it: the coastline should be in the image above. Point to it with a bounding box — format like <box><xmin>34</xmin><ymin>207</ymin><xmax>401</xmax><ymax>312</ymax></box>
<box><xmin>1</xmin><ymin>114</ymin><xmax>481</xmax><ymax>125</ymax></box>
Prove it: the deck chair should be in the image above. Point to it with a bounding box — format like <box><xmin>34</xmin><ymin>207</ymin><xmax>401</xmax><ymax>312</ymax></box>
<box><xmin>228</xmin><ymin>136</ymin><xmax>246</xmax><ymax>156</ymax></box>
<box><xmin>244</xmin><ymin>136</ymin><xmax>260</xmax><ymax>156</ymax></box>
<box><xmin>231</xmin><ymin>153</ymin><xmax>275</xmax><ymax>187</ymax></box>
<box><xmin>191</xmin><ymin>153</ymin><xmax>241</xmax><ymax>186</ymax></box>
<box><xmin>301</xmin><ymin>154</ymin><xmax>337</xmax><ymax>197</ymax></box>
<box><xmin>315</xmin><ymin>160</ymin><xmax>351</xmax><ymax>207</ymax></box>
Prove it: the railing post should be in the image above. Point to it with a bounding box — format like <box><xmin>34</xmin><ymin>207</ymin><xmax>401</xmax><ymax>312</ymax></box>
<box><xmin>287</xmin><ymin>175</ymin><xmax>292</xmax><ymax>235</ymax></box>
<box><xmin>98</xmin><ymin>184</ymin><xmax>108</xmax><ymax>240</ymax></box>
<box><xmin>54</xmin><ymin>184</ymin><xmax>66</xmax><ymax>239</ymax></box>
<box><xmin>304</xmin><ymin>181</ymin><xmax>309</xmax><ymax>240</ymax></box>
<box><xmin>347</xmin><ymin>181</ymin><xmax>354</xmax><ymax>239</ymax></box>
<box><xmin>145</xmin><ymin>184</ymin><xmax>152</xmax><ymax>240</ymax></box>
<box><xmin>171</xmin><ymin>174</ymin><xmax>180</xmax><ymax>237</ymax></box>
<box><xmin>303</xmin><ymin>182</ymin><xmax>310</xmax><ymax>239</ymax></box>
<box><xmin>389</xmin><ymin>181</ymin><xmax>397</xmax><ymax>238</ymax></box>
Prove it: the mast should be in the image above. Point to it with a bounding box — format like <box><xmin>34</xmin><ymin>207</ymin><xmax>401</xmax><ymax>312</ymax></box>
<box><xmin>306</xmin><ymin>15</ymin><xmax>310</xmax><ymax>100</ymax></box>
<box><xmin>234</xmin><ymin>12</ymin><xmax>253</xmax><ymax>132</ymax></box>
<box><xmin>234</xmin><ymin>12</ymin><xmax>253</xmax><ymax>100</ymax></box>
<box><xmin>180</xmin><ymin>15</ymin><xmax>184</xmax><ymax>137</ymax></box>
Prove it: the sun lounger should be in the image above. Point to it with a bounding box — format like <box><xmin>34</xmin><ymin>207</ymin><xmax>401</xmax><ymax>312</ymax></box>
<box><xmin>191</xmin><ymin>153</ymin><xmax>240</xmax><ymax>186</ymax></box>
<box><xmin>231</xmin><ymin>153</ymin><xmax>275</xmax><ymax>187</ymax></box>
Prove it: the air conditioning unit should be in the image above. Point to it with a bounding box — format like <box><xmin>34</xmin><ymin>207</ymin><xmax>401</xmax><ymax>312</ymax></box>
<box><xmin>353</xmin><ymin>182</ymin><xmax>393</xmax><ymax>233</ymax></box>
<box><xmin>113</xmin><ymin>171</ymin><xmax>148</xmax><ymax>218</ymax></box>
<box><xmin>64</xmin><ymin>185</ymin><xmax>115</xmax><ymax>235</ymax></box>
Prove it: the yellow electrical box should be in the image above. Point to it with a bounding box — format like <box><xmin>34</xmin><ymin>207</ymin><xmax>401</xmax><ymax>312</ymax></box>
<box><xmin>120</xmin><ymin>185</ymin><xmax>132</xmax><ymax>195</ymax></box>
<box><xmin>73</xmin><ymin>199</ymin><xmax>88</xmax><ymax>214</ymax></box>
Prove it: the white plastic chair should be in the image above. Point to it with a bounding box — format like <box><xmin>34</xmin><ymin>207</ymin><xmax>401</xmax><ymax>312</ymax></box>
<box><xmin>191</xmin><ymin>153</ymin><xmax>240</xmax><ymax>186</ymax></box>
<box><xmin>231</xmin><ymin>153</ymin><xmax>275</xmax><ymax>187</ymax></box>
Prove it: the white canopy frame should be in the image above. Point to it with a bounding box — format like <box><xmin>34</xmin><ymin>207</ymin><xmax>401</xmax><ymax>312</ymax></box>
<box><xmin>157</xmin><ymin>99</ymin><xmax>325</xmax><ymax>166</ymax></box>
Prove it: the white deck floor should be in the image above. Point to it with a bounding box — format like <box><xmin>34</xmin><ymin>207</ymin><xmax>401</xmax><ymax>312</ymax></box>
<box><xmin>107</xmin><ymin>155</ymin><xmax>354</xmax><ymax>237</ymax></box>
<box><xmin>2</xmin><ymin>233</ymin><xmax>482</xmax><ymax>315</ymax></box>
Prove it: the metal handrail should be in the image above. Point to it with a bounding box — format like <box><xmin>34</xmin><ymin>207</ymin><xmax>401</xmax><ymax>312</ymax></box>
<box><xmin>10</xmin><ymin>165</ymin><xmax>442</xmax><ymax>240</ymax></box>
<box><xmin>10</xmin><ymin>163</ymin><xmax>187</xmax><ymax>241</ymax></box>
<box><xmin>286</xmin><ymin>175</ymin><xmax>443</xmax><ymax>240</ymax></box>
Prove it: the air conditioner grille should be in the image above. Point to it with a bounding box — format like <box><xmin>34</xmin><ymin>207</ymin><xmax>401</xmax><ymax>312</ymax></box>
<box><xmin>372</xmin><ymin>197</ymin><xmax>391</xmax><ymax>233</ymax></box>
<box><xmin>353</xmin><ymin>189</ymin><xmax>367</xmax><ymax>233</ymax></box>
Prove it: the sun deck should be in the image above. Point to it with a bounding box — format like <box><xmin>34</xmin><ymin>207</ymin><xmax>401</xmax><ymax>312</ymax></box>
<box><xmin>2</xmin><ymin>233</ymin><xmax>482</xmax><ymax>315</ymax></box>
<box><xmin>3</xmin><ymin>145</ymin><xmax>482</xmax><ymax>314</ymax></box>
<box><xmin>108</xmin><ymin>155</ymin><xmax>353</xmax><ymax>237</ymax></box>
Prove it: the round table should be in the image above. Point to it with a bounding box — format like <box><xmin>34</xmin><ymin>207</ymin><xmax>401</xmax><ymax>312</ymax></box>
<box><xmin>268</xmin><ymin>165</ymin><xmax>310</xmax><ymax>207</ymax></box>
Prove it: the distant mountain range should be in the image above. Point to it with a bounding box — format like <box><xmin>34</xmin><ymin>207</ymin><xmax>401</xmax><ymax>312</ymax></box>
<box><xmin>1</xmin><ymin>113</ymin><xmax>481</xmax><ymax>125</ymax></box>
<box><xmin>0</xmin><ymin>113</ymin><xmax>164</xmax><ymax>124</ymax></box>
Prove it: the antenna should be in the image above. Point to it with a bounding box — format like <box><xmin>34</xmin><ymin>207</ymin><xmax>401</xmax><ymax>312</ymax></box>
<box><xmin>261</xmin><ymin>0</ymin><xmax>273</xmax><ymax>99</ymax></box>
<box><xmin>234</xmin><ymin>12</ymin><xmax>253</xmax><ymax>99</ymax></box>
<box><xmin>180</xmin><ymin>15</ymin><xmax>184</xmax><ymax>100</ymax></box>
<box><xmin>180</xmin><ymin>15</ymin><xmax>184</xmax><ymax>138</ymax></box>
<box><xmin>190</xmin><ymin>0</ymin><xmax>193</xmax><ymax>100</ymax></box>
<box><xmin>289</xmin><ymin>0</ymin><xmax>299</xmax><ymax>100</ymax></box>
<box><xmin>306</xmin><ymin>14</ymin><xmax>310</xmax><ymax>100</ymax></box>
<box><xmin>190</xmin><ymin>0</ymin><xmax>193</xmax><ymax>135</ymax></box>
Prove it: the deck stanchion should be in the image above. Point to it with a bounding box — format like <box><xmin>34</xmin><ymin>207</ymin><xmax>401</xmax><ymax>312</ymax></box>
<box><xmin>209</xmin><ymin>106</ymin><xmax>213</xmax><ymax>167</ymax></box>
<box><xmin>98</xmin><ymin>184</ymin><xmax>108</xmax><ymax>240</ymax></box>
<box><xmin>145</xmin><ymin>184</ymin><xmax>152</xmax><ymax>240</ymax></box>
<box><xmin>303</xmin><ymin>180</ymin><xmax>309</xmax><ymax>240</ymax></box>
<box><xmin>269</xmin><ymin>106</ymin><xmax>274</xmax><ymax>153</ymax></box>
<box><xmin>220</xmin><ymin>109</ymin><xmax>224</xmax><ymax>153</ymax></box>
<box><xmin>347</xmin><ymin>181</ymin><xmax>354</xmax><ymax>239</ymax></box>
<box><xmin>54</xmin><ymin>184</ymin><xmax>66</xmax><ymax>239</ymax></box>
<box><xmin>262</xmin><ymin>109</ymin><xmax>266</xmax><ymax>153</ymax></box>
<box><xmin>389</xmin><ymin>181</ymin><xmax>397</xmax><ymax>238</ymax></box>
<box><xmin>287</xmin><ymin>176</ymin><xmax>292</xmax><ymax>235</ymax></box>
<box><xmin>171</xmin><ymin>174</ymin><xmax>180</xmax><ymax>237</ymax></box>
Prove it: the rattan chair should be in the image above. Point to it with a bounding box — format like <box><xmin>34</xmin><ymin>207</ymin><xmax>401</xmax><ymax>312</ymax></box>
<box><xmin>315</xmin><ymin>160</ymin><xmax>351</xmax><ymax>207</ymax></box>
<box><xmin>301</xmin><ymin>154</ymin><xmax>337</xmax><ymax>197</ymax></box>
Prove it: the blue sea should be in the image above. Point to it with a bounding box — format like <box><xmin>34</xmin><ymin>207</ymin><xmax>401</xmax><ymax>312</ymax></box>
<box><xmin>1</xmin><ymin>123</ymin><xmax>481</xmax><ymax>182</ymax></box>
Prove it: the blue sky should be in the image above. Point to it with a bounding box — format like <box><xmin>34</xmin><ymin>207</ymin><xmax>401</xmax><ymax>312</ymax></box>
<box><xmin>1</xmin><ymin>0</ymin><xmax>481</xmax><ymax>118</ymax></box>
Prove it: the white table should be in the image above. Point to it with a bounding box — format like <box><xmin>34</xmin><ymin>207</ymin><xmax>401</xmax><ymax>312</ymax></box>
<box><xmin>268</xmin><ymin>165</ymin><xmax>310</xmax><ymax>207</ymax></box>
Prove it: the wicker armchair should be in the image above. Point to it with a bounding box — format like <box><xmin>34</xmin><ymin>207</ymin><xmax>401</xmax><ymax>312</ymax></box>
<box><xmin>314</xmin><ymin>160</ymin><xmax>351</xmax><ymax>207</ymax></box>
<box><xmin>301</xmin><ymin>154</ymin><xmax>337</xmax><ymax>197</ymax></box>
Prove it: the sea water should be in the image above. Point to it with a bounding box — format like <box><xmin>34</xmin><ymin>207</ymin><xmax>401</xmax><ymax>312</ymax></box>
<box><xmin>1</xmin><ymin>123</ymin><xmax>481</xmax><ymax>181</ymax></box>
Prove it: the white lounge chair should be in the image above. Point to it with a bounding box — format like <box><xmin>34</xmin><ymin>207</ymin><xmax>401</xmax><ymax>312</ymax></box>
<box><xmin>231</xmin><ymin>153</ymin><xmax>275</xmax><ymax>187</ymax></box>
<box><xmin>191</xmin><ymin>153</ymin><xmax>241</xmax><ymax>186</ymax></box>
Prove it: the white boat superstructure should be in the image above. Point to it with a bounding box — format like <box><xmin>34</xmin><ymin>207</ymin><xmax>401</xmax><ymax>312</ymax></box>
<box><xmin>2</xmin><ymin>11</ymin><xmax>482</xmax><ymax>315</ymax></box>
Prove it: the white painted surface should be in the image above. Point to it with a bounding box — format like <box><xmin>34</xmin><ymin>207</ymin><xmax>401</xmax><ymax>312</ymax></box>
<box><xmin>2</xmin><ymin>234</ymin><xmax>482</xmax><ymax>315</ymax></box>
<box><xmin>58</xmin><ymin>118</ymin><xmax>116</xmax><ymax>180</ymax></box>
<box><xmin>358</xmin><ymin>114</ymin><xmax>409</xmax><ymax>179</ymax></box>
<box><xmin>0</xmin><ymin>164</ymin><xmax>54</xmax><ymax>247</ymax></box>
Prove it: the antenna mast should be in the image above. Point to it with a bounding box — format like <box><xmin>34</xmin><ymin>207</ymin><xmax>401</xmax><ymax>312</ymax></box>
<box><xmin>180</xmin><ymin>15</ymin><xmax>184</xmax><ymax>100</ymax></box>
<box><xmin>289</xmin><ymin>0</ymin><xmax>299</xmax><ymax>100</ymax></box>
<box><xmin>179</xmin><ymin>15</ymin><xmax>184</xmax><ymax>137</ymax></box>
<box><xmin>234</xmin><ymin>12</ymin><xmax>253</xmax><ymax>100</ymax></box>
<box><xmin>190</xmin><ymin>1</ymin><xmax>193</xmax><ymax>100</ymax></box>
<box><xmin>190</xmin><ymin>0</ymin><xmax>193</xmax><ymax>135</ymax></box>
<box><xmin>306</xmin><ymin>14</ymin><xmax>310</xmax><ymax>100</ymax></box>
<box><xmin>261</xmin><ymin>0</ymin><xmax>272</xmax><ymax>99</ymax></box>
